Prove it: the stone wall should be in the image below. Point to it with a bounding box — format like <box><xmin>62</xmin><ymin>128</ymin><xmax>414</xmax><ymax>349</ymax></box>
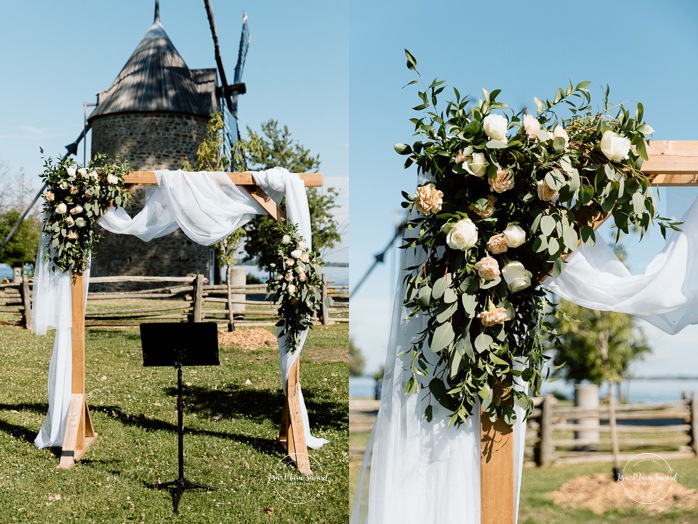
<box><xmin>90</xmin><ymin>112</ymin><xmax>212</xmax><ymax>280</ymax></box>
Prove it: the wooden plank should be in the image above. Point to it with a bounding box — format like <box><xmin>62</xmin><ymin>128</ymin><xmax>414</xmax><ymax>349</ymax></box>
<box><xmin>71</xmin><ymin>274</ymin><xmax>86</xmax><ymax>395</ymax></box>
<box><xmin>691</xmin><ymin>392</ymin><xmax>698</xmax><ymax>454</ymax></box>
<box><xmin>89</xmin><ymin>275</ymin><xmax>195</xmax><ymax>283</ymax></box>
<box><xmin>285</xmin><ymin>358</ymin><xmax>311</xmax><ymax>474</ymax></box>
<box><xmin>243</xmin><ymin>186</ymin><xmax>284</xmax><ymax>222</ymax></box>
<box><xmin>481</xmin><ymin>410</ymin><xmax>515</xmax><ymax>523</ymax></box>
<box><xmin>192</xmin><ymin>274</ymin><xmax>205</xmax><ymax>322</ymax></box>
<box><xmin>124</xmin><ymin>171</ymin><xmax>323</xmax><ymax>187</ymax></box>
<box><xmin>644</xmin><ymin>141</ymin><xmax>698</xmax><ymax>177</ymax></box>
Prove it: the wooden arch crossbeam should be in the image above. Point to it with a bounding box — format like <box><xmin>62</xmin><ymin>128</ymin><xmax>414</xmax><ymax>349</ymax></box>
<box><xmin>481</xmin><ymin>140</ymin><xmax>698</xmax><ymax>524</ymax></box>
<box><xmin>60</xmin><ymin>171</ymin><xmax>323</xmax><ymax>475</ymax></box>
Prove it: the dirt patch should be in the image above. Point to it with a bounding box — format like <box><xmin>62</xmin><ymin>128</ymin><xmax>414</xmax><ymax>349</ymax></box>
<box><xmin>551</xmin><ymin>473</ymin><xmax>698</xmax><ymax>514</ymax></box>
<box><xmin>218</xmin><ymin>328</ymin><xmax>277</xmax><ymax>350</ymax></box>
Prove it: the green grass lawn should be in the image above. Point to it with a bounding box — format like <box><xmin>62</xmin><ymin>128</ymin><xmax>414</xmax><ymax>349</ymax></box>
<box><xmin>350</xmin><ymin>423</ymin><xmax>698</xmax><ymax>523</ymax></box>
<box><xmin>0</xmin><ymin>324</ymin><xmax>348</xmax><ymax>523</ymax></box>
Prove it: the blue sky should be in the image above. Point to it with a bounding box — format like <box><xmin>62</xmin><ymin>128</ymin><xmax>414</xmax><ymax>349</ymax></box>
<box><xmin>0</xmin><ymin>0</ymin><xmax>348</xmax><ymax>261</ymax></box>
<box><xmin>349</xmin><ymin>0</ymin><xmax>698</xmax><ymax>376</ymax></box>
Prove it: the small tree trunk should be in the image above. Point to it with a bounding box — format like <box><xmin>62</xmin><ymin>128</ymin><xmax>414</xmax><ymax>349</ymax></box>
<box><xmin>609</xmin><ymin>381</ymin><xmax>622</xmax><ymax>481</ymax></box>
<box><xmin>226</xmin><ymin>264</ymin><xmax>234</xmax><ymax>332</ymax></box>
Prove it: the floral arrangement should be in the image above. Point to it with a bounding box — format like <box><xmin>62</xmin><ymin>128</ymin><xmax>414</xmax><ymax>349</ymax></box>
<box><xmin>396</xmin><ymin>51</ymin><xmax>679</xmax><ymax>426</ymax></box>
<box><xmin>39</xmin><ymin>153</ymin><xmax>131</xmax><ymax>275</ymax></box>
<box><xmin>267</xmin><ymin>223</ymin><xmax>326</xmax><ymax>352</ymax></box>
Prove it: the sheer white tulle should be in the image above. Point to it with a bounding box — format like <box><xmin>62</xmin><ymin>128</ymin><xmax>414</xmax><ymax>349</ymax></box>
<box><xmin>351</xmin><ymin>205</ymin><xmax>527</xmax><ymax>524</ymax></box>
<box><xmin>32</xmin><ymin>168</ymin><xmax>327</xmax><ymax>450</ymax></box>
<box><xmin>546</xmin><ymin>196</ymin><xmax>698</xmax><ymax>334</ymax></box>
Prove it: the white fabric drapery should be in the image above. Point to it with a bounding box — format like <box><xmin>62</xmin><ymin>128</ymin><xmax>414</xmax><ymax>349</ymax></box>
<box><xmin>351</xmin><ymin>203</ymin><xmax>527</xmax><ymax>524</ymax></box>
<box><xmin>32</xmin><ymin>167</ymin><xmax>327</xmax><ymax>450</ymax></box>
<box><xmin>546</xmin><ymin>195</ymin><xmax>698</xmax><ymax>334</ymax></box>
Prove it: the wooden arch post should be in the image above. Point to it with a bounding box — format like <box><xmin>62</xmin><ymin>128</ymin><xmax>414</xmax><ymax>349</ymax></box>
<box><xmin>58</xmin><ymin>171</ymin><xmax>323</xmax><ymax>473</ymax></box>
<box><xmin>479</xmin><ymin>140</ymin><xmax>698</xmax><ymax>523</ymax></box>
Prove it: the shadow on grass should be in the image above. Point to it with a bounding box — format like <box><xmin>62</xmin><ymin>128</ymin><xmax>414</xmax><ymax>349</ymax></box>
<box><xmin>92</xmin><ymin>404</ymin><xmax>281</xmax><ymax>455</ymax></box>
<box><xmin>167</xmin><ymin>384</ymin><xmax>348</xmax><ymax>431</ymax></box>
<box><xmin>0</xmin><ymin>402</ymin><xmax>47</xmax><ymax>444</ymax></box>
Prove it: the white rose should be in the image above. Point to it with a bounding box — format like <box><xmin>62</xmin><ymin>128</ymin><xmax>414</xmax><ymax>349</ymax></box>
<box><xmin>75</xmin><ymin>217</ymin><xmax>86</xmax><ymax>228</ymax></box>
<box><xmin>502</xmin><ymin>261</ymin><xmax>533</xmax><ymax>293</ymax></box>
<box><xmin>287</xmin><ymin>284</ymin><xmax>297</xmax><ymax>295</ymax></box>
<box><xmin>298</xmin><ymin>241</ymin><xmax>306</xmax><ymax>249</ymax></box>
<box><xmin>66</xmin><ymin>167</ymin><xmax>77</xmax><ymax>177</ymax></box>
<box><xmin>70</xmin><ymin>205</ymin><xmax>83</xmax><ymax>215</ymax></box>
<box><xmin>56</xmin><ymin>203</ymin><xmax>67</xmax><ymax>214</ymax></box>
<box><xmin>553</xmin><ymin>126</ymin><xmax>569</xmax><ymax>149</ymax></box>
<box><xmin>107</xmin><ymin>174</ymin><xmax>119</xmax><ymax>185</ymax></box>
<box><xmin>65</xmin><ymin>216</ymin><xmax>75</xmax><ymax>226</ymax></box>
<box><xmin>482</xmin><ymin>114</ymin><xmax>508</xmax><ymax>142</ymax></box>
<box><xmin>523</xmin><ymin>114</ymin><xmax>540</xmax><ymax>139</ymax></box>
<box><xmin>446</xmin><ymin>217</ymin><xmax>478</xmax><ymax>251</ymax></box>
<box><xmin>282</xmin><ymin>234</ymin><xmax>292</xmax><ymax>244</ymax></box>
<box><xmin>286</xmin><ymin>257</ymin><xmax>295</xmax><ymax>267</ymax></box>
<box><xmin>88</xmin><ymin>170</ymin><xmax>98</xmax><ymax>179</ymax></box>
<box><xmin>502</xmin><ymin>224</ymin><xmax>526</xmax><ymax>248</ymax></box>
<box><xmin>78</xmin><ymin>168</ymin><xmax>87</xmax><ymax>178</ymax></box>
<box><xmin>465</xmin><ymin>152</ymin><xmax>488</xmax><ymax>177</ymax></box>
<box><xmin>290</xmin><ymin>249</ymin><xmax>303</xmax><ymax>259</ymax></box>
<box><xmin>600</xmin><ymin>130</ymin><xmax>632</xmax><ymax>162</ymax></box>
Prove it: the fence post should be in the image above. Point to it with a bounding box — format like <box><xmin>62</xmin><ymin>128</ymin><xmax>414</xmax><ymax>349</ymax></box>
<box><xmin>20</xmin><ymin>275</ymin><xmax>31</xmax><ymax>329</ymax></box>
<box><xmin>192</xmin><ymin>274</ymin><xmax>205</xmax><ymax>323</ymax></box>
<box><xmin>536</xmin><ymin>394</ymin><xmax>556</xmax><ymax>467</ymax></box>
<box><xmin>690</xmin><ymin>391</ymin><xmax>698</xmax><ymax>455</ymax></box>
<box><xmin>320</xmin><ymin>274</ymin><xmax>332</xmax><ymax>325</ymax></box>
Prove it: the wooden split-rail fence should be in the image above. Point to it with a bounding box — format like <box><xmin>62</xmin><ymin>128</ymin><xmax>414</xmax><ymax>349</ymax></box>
<box><xmin>348</xmin><ymin>392</ymin><xmax>698</xmax><ymax>466</ymax></box>
<box><xmin>0</xmin><ymin>273</ymin><xmax>348</xmax><ymax>329</ymax></box>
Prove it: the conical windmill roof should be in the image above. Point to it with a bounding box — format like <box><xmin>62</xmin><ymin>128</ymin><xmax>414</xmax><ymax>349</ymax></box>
<box><xmin>89</xmin><ymin>20</ymin><xmax>217</xmax><ymax>121</ymax></box>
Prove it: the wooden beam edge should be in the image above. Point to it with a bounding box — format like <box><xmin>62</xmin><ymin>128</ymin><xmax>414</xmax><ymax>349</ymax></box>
<box><xmin>124</xmin><ymin>171</ymin><xmax>323</xmax><ymax>187</ymax></box>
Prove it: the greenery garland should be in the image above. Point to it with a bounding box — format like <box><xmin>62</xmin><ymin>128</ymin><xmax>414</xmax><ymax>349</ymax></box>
<box><xmin>267</xmin><ymin>222</ymin><xmax>326</xmax><ymax>352</ymax></box>
<box><xmin>39</xmin><ymin>153</ymin><xmax>131</xmax><ymax>275</ymax></box>
<box><xmin>396</xmin><ymin>51</ymin><xmax>680</xmax><ymax>427</ymax></box>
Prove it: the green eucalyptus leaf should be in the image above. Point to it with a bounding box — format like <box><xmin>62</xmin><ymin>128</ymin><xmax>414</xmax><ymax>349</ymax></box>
<box><xmin>431</xmin><ymin>322</ymin><xmax>455</xmax><ymax>353</ymax></box>
<box><xmin>474</xmin><ymin>333</ymin><xmax>493</xmax><ymax>353</ymax></box>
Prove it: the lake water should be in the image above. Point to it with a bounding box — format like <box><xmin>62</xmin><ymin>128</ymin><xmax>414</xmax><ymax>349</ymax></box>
<box><xmin>236</xmin><ymin>264</ymin><xmax>348</xmax><ymax>287</ymax></box>
<box><xmin>350</xmin><ymin>376</ymin><xmax>698</xmax><ymax>404</ymax></box>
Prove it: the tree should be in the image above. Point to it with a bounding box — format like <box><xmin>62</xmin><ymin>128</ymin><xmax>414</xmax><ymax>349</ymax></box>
<box><xmin>0</xmin><ymin>208</ymin><xmax>40</xmax><ymax>268</ymax></box>
<box><xmin>349</xmin><ymin>338</ymin><xmax>365</xmax><ymax>377</ymax></box>
<box><xmin>239</xmin><ymin>119</ymin><xmax>341</xmax><ymax>269</ymax></box>
<box><xmin>551</xmin><ymin>301</ymin><xmax>651</xmax><ymax>385</ymax></box>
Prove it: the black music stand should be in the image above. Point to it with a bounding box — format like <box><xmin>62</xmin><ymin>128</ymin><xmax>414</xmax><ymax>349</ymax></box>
<box><xmin>140</xmin><ymin>322</ymin><xmax>220</xmax><ymax>513</ymax></box>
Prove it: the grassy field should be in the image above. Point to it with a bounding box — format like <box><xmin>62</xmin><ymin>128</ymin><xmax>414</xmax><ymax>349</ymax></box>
<box><xmin>0</xmin><ymin>323</ymin><xmax>348</xmax><ymax>523</ymax></box>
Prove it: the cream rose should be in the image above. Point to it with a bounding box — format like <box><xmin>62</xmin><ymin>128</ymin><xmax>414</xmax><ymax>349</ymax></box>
<box><xmin>414</xmin><ymin>183</ymin><xmax>444</xmax><ymax>215</ymax></box>
<box><xmin>70</xmin><ymin>186</ymin><xmax>78</xmax><ymax>195</ymax></box>
<box><xmin>75</xmin><ymin>217</ymin><xmax>86</xmax><ymax>228</ymax></box>
<box><xmin>286</xmin><ymin>257</ymin><xmax>295</xmax><ymax>266</ymax></box>
<box><xmin>483</xmin><ymin>114</ymin><xmax>508</xmax><ymax>142</ymax></box>
<box><xmin>489</xmin><ymin>169</ymin><xmax>515</xmax><ymax>193</ymax></box>
<box><xmin>298</xmin><ymin>240</ymin><xmax>306</xmax><ymax>249</ymax></box>
<box><xmin>465</xmin><ymin>152</ymin><xmax>488</xmax><ymax>177</ymax></box>
<box><xmin>56</xmin><ymin>203</ymin><xmax>67</xmax><ymax>214</ymax></box>
<box><xmin>66</xmin><ymin>166</ymin><xmax>76</xmax><ymax>178</ymax></box>
<box><xmin>44</xmin><ymin>191</ymin><xmax>55</xmax><ymax>202</ymax></box>
<box><xmin>502</xmin><ymin>261</ymin><xmax>533</xmax><ymax>293</ymax></box>
<box><xmin>70</xmin><ymin>205</ymin><xmax>83</xmax><ymax>215</ymax></box>
<box><xmin>290</xmin><ymin>249</ymin><xmax>303</xmax><ymax>259</ymax></box>
<box><xmin>282</xmin><ymin>234</ymin><xmax>292</xmax><ymax>244</ymax></box>
<box><xmin>78</xmin><ymin>168</ymin><xmax>87</xmax><ymax>178</ymax></box>
<box><xmin>300</xmin><ymin>252</ymin><xmax>310</xmax><ymax>263</ymax></box>
<box><xmin>600</xmin><ymin>130</ymin><xmax>632</xmax><ymax>162</ymax></box>
<box><xmin>474</xmin><ymin>256</ymin><xmax>500</xmax><ymax>280</ymax></box>
<box><xmin>487</xmin><ymin>234</ymin><xmax>508</xmax><ymax>254</ymax></box>
<box><xmin>537</xmin><ymin>179</ymin><xmax>558</xmax><ymax>202</ymax></box>
<box><xmin>455</xmin><ymin>150</ymin><xmax>468</xmax><ymax>165</ymax></box>
<box><xmin>479</xmin><ymin>307</ymin><xmax>509</xmax><ymax>327</ymax></box>
<box><xmin>107</xmin><ymin>173</ymin><xmax>119</xmax><ymax>185</ymax></box>
<box><xmin>67</xmin><ymin>231</ymin><xmax>78</xmax><ymax>240</ymax></box>
<box><xmin>287</xmin><ymin>284</ymin><xmax>297</xmax><ymax>295</ymax></box>
<box><xmin>553</xmin><ymin>125</ymin><xmax>569</xmax><ymax>149</ymax></box>
<box><xmin>523</xmin><ymin>114</ymin><xmax>540</xmax><ymax>139</ymax></box>
<box><xmin>284</xmin><ymin>272</ymin><xmax>294</xmax><ymax>282</ymax></box>
<box><xmin>446</xmin><ymin>217</ymin><xmax>478</xmax><ymax>251</ymax></box>
<box><xmin>298</xmin><ymin>272</ymin><xmax>307</xmax><ymax>282</ymax></box>
<box><xmin>65</xmin><ymin>216</ymin><xmax>75</xmax><ymax>227</ymax></box>
<box><xmin>502</xmin><ymin>224</ymin><xmax>526</xmax><ymax>248</ymax></box>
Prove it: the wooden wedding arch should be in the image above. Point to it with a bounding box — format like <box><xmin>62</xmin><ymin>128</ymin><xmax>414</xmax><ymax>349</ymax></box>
<box><xmin>483</xmin><ymin>140</ymin><xmax>698</xmax><ymax>523</ymax></box>
<box><xmin>59</xmin><ymin>171</ymin><xmax>323</xmax><ymax>475</ymax></box>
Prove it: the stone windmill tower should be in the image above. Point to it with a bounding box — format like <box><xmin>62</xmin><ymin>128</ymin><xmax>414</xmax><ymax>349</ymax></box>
<box><xmin>88</xmin><ymin>3</ymin><xmax>246</xmax><ymax>279</ymax></box>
